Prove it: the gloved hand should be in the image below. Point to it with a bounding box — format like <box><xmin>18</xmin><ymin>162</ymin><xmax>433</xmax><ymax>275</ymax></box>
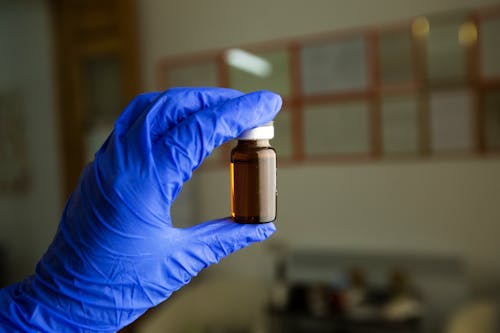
<box><xmin>0</xmin><ymin>87</ymin><xmax>282</xmax><ymax>332</ymax></box>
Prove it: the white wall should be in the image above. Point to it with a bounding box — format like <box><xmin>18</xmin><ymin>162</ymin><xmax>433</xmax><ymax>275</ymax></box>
<box><xmin>0</xmin><ymin>0</ymin><xmax>61</xmax><ymax>283</ymax></box>
<box><xmin>139</xmin><ymin>0</ymin><xmax>500</xmax><ymax>294</ymax></box>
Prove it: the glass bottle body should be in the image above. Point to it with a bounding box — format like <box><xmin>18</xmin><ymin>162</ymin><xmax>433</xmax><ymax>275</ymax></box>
<box><xmin>230</xmin><ymin>139</ymin><xmax>276</xmax><ymax>223</ymax></box>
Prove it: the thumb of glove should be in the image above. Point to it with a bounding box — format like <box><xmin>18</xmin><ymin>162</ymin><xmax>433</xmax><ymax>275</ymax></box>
<box><xmin>171</xmin><ymin>219</ymin><xmax>277</xmax><ymax>282</ymax></box>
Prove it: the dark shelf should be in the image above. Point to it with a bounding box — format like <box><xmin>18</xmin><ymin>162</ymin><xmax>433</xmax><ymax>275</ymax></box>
<box><xmin>268</xmin><ymin>310</ymin><xmax>421</xmax><ymax>333</ymax></box>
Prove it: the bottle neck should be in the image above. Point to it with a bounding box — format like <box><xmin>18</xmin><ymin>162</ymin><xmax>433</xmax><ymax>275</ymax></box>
<box><xmin>237</xmin><ymin>139</ymin><xmax>270</xmax><ymax>148</ymax></box>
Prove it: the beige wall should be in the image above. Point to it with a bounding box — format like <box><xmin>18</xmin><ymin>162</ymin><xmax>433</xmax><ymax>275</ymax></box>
<box><xmin>139</xmin><ymin>0</ymin><xmax>500</xmax><ymax>293</ymax></box>
<box><xmin>197</xmin><ymin>160</ymin><xmax>500</xmax><ymax>291</ymax></box>
<box><xmin>139</xmin><ymin>0</ymin><xmax>500</xmax><ymax>90</ymax></box>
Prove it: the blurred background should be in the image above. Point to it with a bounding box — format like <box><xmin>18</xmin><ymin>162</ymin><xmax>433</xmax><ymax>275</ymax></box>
<box><xmin>1</xmin><ymin>0</ymin><xmax>500</xmax><ymax>332</ymax></box>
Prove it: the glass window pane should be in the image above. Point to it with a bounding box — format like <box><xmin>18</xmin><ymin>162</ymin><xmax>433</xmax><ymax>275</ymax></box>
<box><xmin>82</xmin><ymin>57</ymin><xmax>122</xmax><ymax>160</ymax></box>
<box><xmin>426</xmin><ymin>17</ymin><xmax>468</xmax><ymax>83</ymax></box>
<box><xmin>304</xmin><ymin>102</ymin><xmax>370</xmax><ymax>155</ymax></box>
<box><xmin>381</xmin><ymin>95</ymin><xmax>419</xmax><ymax>154</ymax></box>
<box><xmin>480</xmin><ymin>18</ymin><xmax>500</xmax><ymax>78</ymax></box>
<box><xmin>484</xmin><ymin>89</ymin><xmax>500</xmax><ymax>150</ymax></box>
<box><xmin>379</xmin><ymin>30</ymin><xmax>414</xmax><ymax>85</ymax></box>
<box><xmin>430</xmin><ymin>89</ymin><xmax>473</xmax><ymax>152</ymax></box>
<box><xmin>85</xmin><ymin>124</ymin><xmax>113</xmax><ymax>162</ymax></box>
<box><xmin>301</xmin><ymin>37</ymin><xmax>368</xmax><ymax>95</ymax></box>
<box><xmin>83</xmin><ymin>57</ymin><xmax>122</xmax><ymax>126</ymax></box>
<box><xmin>167</xmin><ymin>62</ymin><xmax>218</xmax><ymax>87</ymax></box>
<box><xmin>0</xmin><ymin>92</ymin><xmax>28</xmax><ymax>189</ymax></box>
<box><xmin>229</xmin><ymin>50</ymin><xmax>290</xmax><ymax>96</ymax></box>
<box><xmin>273</xmin><ymin>110</ymin><xmax>293</xmax><ymax>158</ymax></box>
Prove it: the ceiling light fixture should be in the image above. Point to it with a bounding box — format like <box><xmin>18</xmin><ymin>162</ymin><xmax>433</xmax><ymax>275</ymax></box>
<box><xmin>225</xmin><ymin>48</ymin><xmax>272</xmax><ymax>77</ymax></box>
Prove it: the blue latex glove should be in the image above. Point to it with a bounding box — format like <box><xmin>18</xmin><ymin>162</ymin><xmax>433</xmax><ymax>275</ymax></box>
<box><xmin>0</xmin><ymin>87</ymin><xmax>282</xmax><ymax>332</ymax></box>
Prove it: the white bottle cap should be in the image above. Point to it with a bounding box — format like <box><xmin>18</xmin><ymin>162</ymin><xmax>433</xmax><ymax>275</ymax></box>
<box><xmin>238</xmin><ymin>121</ymin><xmax>274</xmax><ymax>140</ymax></box>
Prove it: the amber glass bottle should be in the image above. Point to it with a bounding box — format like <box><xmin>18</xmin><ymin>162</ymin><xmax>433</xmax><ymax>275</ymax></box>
<box><xmin>231</xmin><ymin>122</ymin><xmax>276</xmax><ymax>223</ymax></box>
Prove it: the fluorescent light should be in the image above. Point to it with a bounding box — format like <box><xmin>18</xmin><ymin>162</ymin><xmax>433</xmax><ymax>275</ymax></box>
<box><xmin>225</xmin><ymin>48</ymin><xmax>272</xmax><ymax>77</ymax></box>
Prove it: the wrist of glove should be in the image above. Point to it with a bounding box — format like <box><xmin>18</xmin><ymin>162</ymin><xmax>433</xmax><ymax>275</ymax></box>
<box><xmin>0</xmin><ymin>88</ymin><xmax>281</xmax><ymax>332</ymax></box>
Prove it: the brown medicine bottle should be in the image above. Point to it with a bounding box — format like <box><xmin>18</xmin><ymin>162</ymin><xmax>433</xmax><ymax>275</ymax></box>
<box><xmin>231</xmin><ymin>122</ymin><xmax>276</xmax><ymax>223</ymax></box>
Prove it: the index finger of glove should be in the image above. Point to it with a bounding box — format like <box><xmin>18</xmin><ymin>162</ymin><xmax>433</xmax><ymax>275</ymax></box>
<box><xmin>146</xmin><ymin>87</ymin><xmax>244</xmax><ymax>140</ymax></box>
<box><xmin>157</xmin><ymin>90</ymin><xmax>282</xmax><ymax>200</ymax></box>
<box><xmin>115</xmin><ymin>92</ymin><xmax>162</xmax><ymax>133</ymax></box>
